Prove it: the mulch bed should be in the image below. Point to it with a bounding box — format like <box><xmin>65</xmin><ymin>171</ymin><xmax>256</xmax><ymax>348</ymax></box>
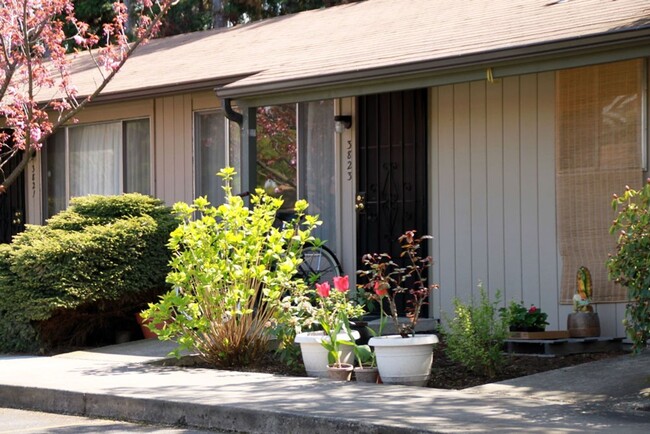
<box><xmin>161</xmin><ymin>339</ymin><xmax>628</xmax><ymax>390</ymax></box>
<box><xmin>427</xmin><ymin>341</ymin><xmax>627</xmax><ymax>389</ymax></box>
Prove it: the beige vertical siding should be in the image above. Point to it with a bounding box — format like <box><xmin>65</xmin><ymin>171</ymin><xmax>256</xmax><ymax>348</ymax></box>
<box><xmin>25</xmin><ymin>157</ymin><xmax>42</xmax><ymax>225</ymax></box>
<box><xmin>430</xmin><ymin>72</ymin><xmax>626</xmax><ymax>335</ymax></box>
<box><xmin>153</xmin><ymin>91</ymin><xmax>219</xmax><ymax>205</ymax></box>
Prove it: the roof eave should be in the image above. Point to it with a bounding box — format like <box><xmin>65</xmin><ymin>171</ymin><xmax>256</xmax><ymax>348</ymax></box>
<box><xmin>216</xmin><ymin>28</ymin><xmax>650</xmax><ymax>101</ymax></box>
<box><xmin>83</xmin><ymin>73</ymin><xmax>254</xmax><ymax>105</ymax></box>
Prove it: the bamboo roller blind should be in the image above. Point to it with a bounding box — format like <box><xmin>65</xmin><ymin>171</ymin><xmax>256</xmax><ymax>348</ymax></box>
<box><xmin>556</xmin><ymin>59</ymin><xmax>644</xmax><ymax>303</ymax></box>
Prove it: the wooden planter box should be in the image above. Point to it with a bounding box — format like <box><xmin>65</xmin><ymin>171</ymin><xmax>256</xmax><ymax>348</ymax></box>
<box><xmin>508</xmin><ymin>330</ymin><xmax>571</xmax><ymax>340</ymax></box>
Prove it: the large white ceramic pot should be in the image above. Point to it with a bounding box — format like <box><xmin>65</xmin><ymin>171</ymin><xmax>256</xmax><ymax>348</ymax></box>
<box><xmin>368</xmin><ymin>334</ymin><xmax>438</xmax><ymax>386</ymax></box>
<box><xmin>294</xmin><ymin>330</ymin><xmax>360</xmax><ymax>378</ymax></box>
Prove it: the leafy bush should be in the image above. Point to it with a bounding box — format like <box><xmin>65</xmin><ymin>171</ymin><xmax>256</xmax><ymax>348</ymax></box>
<box><xmin>499</xmin><ymin>301</ymin><xmax>548</xmax><ymax>331</ymax></box>
<box><xmin>0</xmin><ymin>194</ymin><xmax>177</xmax><ymax>353</ymax></box>
<box><xmin>442</xmin><ymin>285</ymin><xmax>509</xmax><ymax>377</ymax></box>
<box><xmin>609</xmin><ymin>181</ymin><xmax>650</xmax><ymax>352</ymax></box>
<box><xmin>143</xmin><ymin>167</ymin><xmax>320</xmax><ymax>368</ymax></box>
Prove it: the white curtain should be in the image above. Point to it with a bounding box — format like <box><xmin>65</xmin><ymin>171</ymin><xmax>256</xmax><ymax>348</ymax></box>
<box><xmin>69</xmin><ymin>122</ymin><xmax>122</xmax><ymax>197</ymax></box>
<box><xmin>195</xmin><ymin>111</ymin><xmax>227</xmax><ymax>205</ymax></box>
<box><xmin>300</xmin><ymin>100</ymin><xmax>337</xmax><ymax>254</ymax></box>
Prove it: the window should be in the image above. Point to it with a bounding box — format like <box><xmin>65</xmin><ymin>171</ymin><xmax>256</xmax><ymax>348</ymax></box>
<box><xmin>298</xmin><ymin>100</ymin><xmax>337</xmax><ymax>253</ymax></box>
<box><xmin>195</xmin><ymin>111</ymin><xmax>226</xmax><ymax>205</ymax></box>
<box><xmin>194</xmin><ymin>110</ymin><xmax>240</xmax><ymax>204</ymax></box>
<box><xmin>556</xmin><ymin>59</ymin><xmax>645</xmax><ymax>303</ymax></box>
<box><xmin>256</xmin><ymin>100</ymin><xmax>338</xmax><ymax>254</ymax></box>
<box><xmin>44</xmin><ymin>118</ymin><xmax>151</xmax><ymax>218</ymax></box>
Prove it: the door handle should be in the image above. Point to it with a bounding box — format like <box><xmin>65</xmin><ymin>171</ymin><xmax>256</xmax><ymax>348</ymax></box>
<box><xmin>355</xmin><ymin>194</ymin><xmax>365</xmax><ymax>211</ymax></box>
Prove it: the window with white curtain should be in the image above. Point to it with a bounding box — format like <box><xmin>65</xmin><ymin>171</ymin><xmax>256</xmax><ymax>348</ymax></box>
<box><xmin>45</xmin><ymin>118</ymin><xmax>151</xmax><ymax>218</ymax></box>
<box><xmin>195</xmin><ymin>111</ymin><xmax>227</xmax><ymax>205</ymax></box>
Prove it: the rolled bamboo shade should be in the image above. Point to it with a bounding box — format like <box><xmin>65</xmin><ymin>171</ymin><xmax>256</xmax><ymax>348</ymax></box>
<box><xmin>556</xmin><ymin>59</ymin><xmax>643</xmax><ymax>303</ymax></box>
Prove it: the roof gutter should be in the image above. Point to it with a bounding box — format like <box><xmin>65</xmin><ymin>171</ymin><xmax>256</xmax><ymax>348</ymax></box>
<box><xmin>67</xmin><ymin>73</ymin><xmax>252</xmax><ymax>105</ymax></box>
<box><xmin>216</xmin><ymin>28</ymin><xmax>650</xmax><ymax>101</ymax></box>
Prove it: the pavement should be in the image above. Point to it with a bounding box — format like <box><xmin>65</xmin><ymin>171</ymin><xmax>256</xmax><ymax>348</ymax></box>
<box><xmin>0</xmin><ymin>339</ymin><xmax>649</xmax><ymax>433</ymax></box>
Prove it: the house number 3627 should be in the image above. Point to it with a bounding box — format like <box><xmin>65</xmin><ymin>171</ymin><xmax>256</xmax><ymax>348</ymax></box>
<box><xmin>346</xmin><ymin>140</ymin><xmax>352</xmax><ymax>181</ymax></box>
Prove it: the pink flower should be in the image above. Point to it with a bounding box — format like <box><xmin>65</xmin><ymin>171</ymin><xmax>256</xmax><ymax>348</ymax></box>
<box><xmin>373</xmin><ymin>280</ymin><xmax>388</xmax><ymax>297</ymax></box>
<box><xmin>528</xmin><ymin>306</ymin><xmax>538</xmax><ymax>313</ymax></box>
<box><xmin>316</xmin><ymin>282</ymin><xmax>330</xmax><ymax>298</ymax></box>
<box><xmin>29</xmin><ymin>127</ymin><xmax>41</xmax><ymax>144</ymax></box>
<box><xmin>332</xmin><ymin>275</ymin><xmax>349</xmax><ymax>293</ymax></box>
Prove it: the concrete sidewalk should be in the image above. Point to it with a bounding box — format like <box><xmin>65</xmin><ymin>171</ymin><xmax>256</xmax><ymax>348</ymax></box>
<box><xmin>0</xmin><ymin>340</ymin><xmax>649</xmax><ymax>433</ymax></box>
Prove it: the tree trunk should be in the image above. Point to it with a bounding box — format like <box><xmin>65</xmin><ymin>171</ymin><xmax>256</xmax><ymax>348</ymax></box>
<box><xmin>212</xmin><ymin>0</ymin><xmax>226</xmax><ymax>28</ymax></box>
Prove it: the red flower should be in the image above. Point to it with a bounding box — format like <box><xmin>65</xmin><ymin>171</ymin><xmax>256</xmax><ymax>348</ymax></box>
<box><xmin>316</xmin><ymin>282</ymin><xmax>330</xmax><ymax>298</ymax></box>
<box><xmin>332</xmin><ymin>275</ymin><xmax>349</xmax><ymax>293</ymax></box>
<box><xmin>373</xmin><ymin>280</ymin><xmax>388</xmax><ymax>297</ymax></box>
<box><xmin>528</xmin><ymin>306</ymin><xmax>538</xmax><ymax>313</ymax></box>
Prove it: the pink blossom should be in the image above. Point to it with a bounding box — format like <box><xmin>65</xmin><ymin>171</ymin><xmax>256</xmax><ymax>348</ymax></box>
<box><xmin>528</xmin><ymin>306</ymin><xmax>538</xmax><ymax>313</ymax></box>
<box><xmin>0</xmin><ymin>0</ymin><xmax>176</xmax><ymax>192</ymax></box>
<box><xmin>29</xmin><ymin>127</ymin><xmax>41</xmax><ymax>144</ymax></box>
<box><xmin>316</xmin><ymin>282</ymin><xmax>330</xmax><ymax>298</ymax></box>
<box><xmin>332</xmin><ymin>275</ymin><xmax>349</xmax><ymax>293</ymax></box>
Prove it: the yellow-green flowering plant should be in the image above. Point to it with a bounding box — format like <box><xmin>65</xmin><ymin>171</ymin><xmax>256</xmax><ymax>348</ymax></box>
<box><xmin>142</xmin><ymin>167</ymin><xmax>320</xmax><ymax>367</ymax></box>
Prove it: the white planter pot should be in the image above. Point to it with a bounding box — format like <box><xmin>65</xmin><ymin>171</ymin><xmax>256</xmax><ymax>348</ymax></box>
<box><xmin>368</xmin><ymin>334</ymin><xmax>438</xmax><ymax>386</ymax></box>
<box><xmin>294</xmin><ymin>330</ymin><xmax>359</xmax><ymax>378</ymax></box>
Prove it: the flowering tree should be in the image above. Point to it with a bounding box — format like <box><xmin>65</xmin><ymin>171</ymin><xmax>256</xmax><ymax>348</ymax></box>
<box><xmin>0</xmin><ymin>0</ymin><xmax>176</xmax><ymax>194</ymax></box>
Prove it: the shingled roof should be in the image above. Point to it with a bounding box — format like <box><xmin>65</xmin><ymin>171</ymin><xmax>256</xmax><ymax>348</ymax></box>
<box><xmin>67</xmin><ymin>0</ymin><xmax>650</xmax><ymax>102</ymax></box>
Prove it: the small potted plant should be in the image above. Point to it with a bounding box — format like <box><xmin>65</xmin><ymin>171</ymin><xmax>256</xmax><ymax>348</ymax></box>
<box><xmin>350</xmin><ymin>343</ymin><xmax>378</xmax><ymax>383</ymax></box>
<box><xmin>568</xmin><ymin>266</ymin><xmax>600</xmax><ymax>337</ymax></box>
<box><xmin>357</xmin><ymin>230</ymin><xmax>439</xmax><ymax>386</ymax></box>
<box><xmin>294</xmin><ymin>275</ymin><xmax>364</xmax><ymax>379</ymax></box>
<box><xmin>501</xmin><ymin>301</ymin><xmax>549</xmax><ymax>332</ymax></box>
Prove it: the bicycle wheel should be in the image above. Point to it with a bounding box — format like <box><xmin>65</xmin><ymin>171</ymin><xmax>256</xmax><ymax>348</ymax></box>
<box><xmin>298</xmin><ymin>244</ymin><xmax>343</xmax><ymax>286</ymax></box>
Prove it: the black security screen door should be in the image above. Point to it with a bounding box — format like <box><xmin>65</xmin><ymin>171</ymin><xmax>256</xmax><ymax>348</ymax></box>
<box><xmin>0</xmin><ymin>148</ymin><xmax>26</xmax><ymax>243</ymax></box>
<box><xmin>356</xmin><ymin>89</ymin><xmax>428</xmax><ymax>315</ymax></box>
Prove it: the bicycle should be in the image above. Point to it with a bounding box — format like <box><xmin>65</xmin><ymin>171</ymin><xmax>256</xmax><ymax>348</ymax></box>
<box><xmin>297</xmin><ymin>242</ymin><xmax>342</xmax><ymax>286</ymax></box>
<box><xmin>237</xmin><ymin>191</ymin><xmax>343</xmax><ymax>286</ymax></box>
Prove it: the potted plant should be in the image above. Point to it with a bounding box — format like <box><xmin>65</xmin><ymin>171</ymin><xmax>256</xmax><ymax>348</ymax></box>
<box><xmin>358</xmin><ymin>230</ymin><xmax>439</xmax><ymax>386</ymax></box>
<box><xmin>351</xmin><ymin>343</ymin><xmax>378</xmax><ymax>383</ymax></box>
<box><xmin>501</xmin><ymin>301</ymin><xmax>549</xmax><ymax>332</ymax></box>
<box><xmin>567</xmin><ymin>266</ymin><xmax>600</xmax><ymax>337</ymax></box>
<box><xmin>294</xmin><ymin>275</ymin><xmax>364</xmax><ymax>379</ymax></box>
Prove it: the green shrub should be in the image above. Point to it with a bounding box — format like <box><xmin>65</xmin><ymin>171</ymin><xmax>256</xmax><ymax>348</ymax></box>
<box><xmin>143</xmin><ymin>167</ymin><xmax>320</xmax><ymax>368</ymax></box>
<box><xmin>442</xmin><ymin>285</ymin><xmax>509</xmax><ymax>377</ymax></box>
<box><xmin>609</xmin><ymin>181</ymin><xmax>650</xmax><ymax>352</ymax></box>
<box><xmin>0</xmin><ymin>193</ymin><xmax>178</xmax><ymax>353</ymax></box>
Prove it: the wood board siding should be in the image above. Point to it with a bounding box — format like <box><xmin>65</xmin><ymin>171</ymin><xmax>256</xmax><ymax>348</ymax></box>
<box><xmin>429</xmin><ymin>72</ymin><xmax>625</xmax><ymax>335</ymax></box>
<box><xmin>154</xmin><ymin>91</ymin><xmax>219</xmax><ymax>205</ymax></box>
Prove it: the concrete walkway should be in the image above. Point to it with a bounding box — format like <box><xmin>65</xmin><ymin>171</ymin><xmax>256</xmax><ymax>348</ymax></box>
<box><xmin>0</xmin><ymin>340</ymin><xmax>649</xmax><ymax>433</ymax></box>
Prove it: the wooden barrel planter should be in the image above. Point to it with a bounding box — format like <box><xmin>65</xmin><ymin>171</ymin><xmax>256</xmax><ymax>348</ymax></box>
<box><xmin>567</xmin><ymin>312</ymin><xmax>600</xmax><ymax>337</ymax></box>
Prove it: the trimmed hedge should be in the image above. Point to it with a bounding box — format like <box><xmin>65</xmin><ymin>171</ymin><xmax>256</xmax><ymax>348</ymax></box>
<box><xmin>0</xmin><ymin>194</ymin><xmax>178</xmax><ymax>353</ymax></box>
